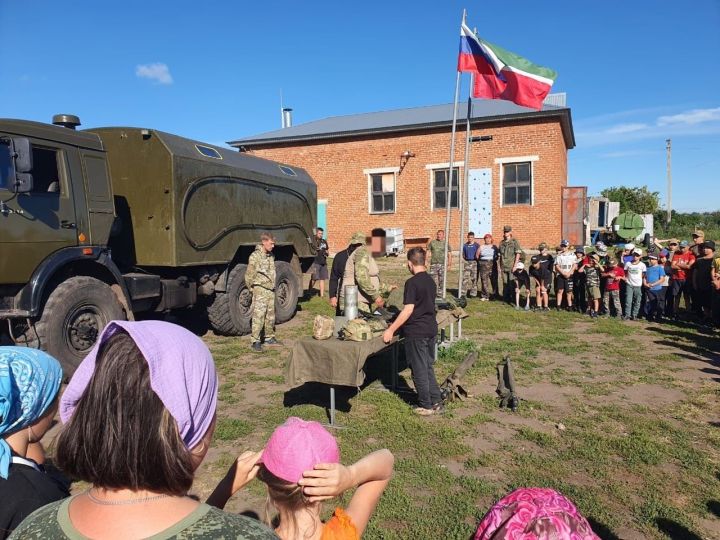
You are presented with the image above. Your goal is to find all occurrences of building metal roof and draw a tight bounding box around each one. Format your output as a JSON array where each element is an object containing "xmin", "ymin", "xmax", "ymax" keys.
[{"xmin": 229, "ymin": 98, "xmax": 575, "ymax": 150}]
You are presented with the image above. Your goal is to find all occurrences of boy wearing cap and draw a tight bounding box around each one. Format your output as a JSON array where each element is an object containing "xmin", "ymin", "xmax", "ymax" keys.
[
  {"xmin": 383, "ymin": 248, "xmax": 442, "ymax": 415},
  {"xmin": 529, "ymin": 250, "xmax": 552, "ymax": 311},
  {"xmin": 584, "ymin": 254, "xmax": 602, "ymax": 318},
  {"xmin": 461, "ymin": 232, "xmax": 480, "ymax": 298},
  {"xmin": 623, "ymin": 249, "xmax": 646, "ymax": 320},
  {"xmin": 512, "ymin": 262, "xmax": 531, "ymax": 311},
  {"xmin": 643, "ymin": 254, "xmax": 667, "ymax": 322},
  {"xmin": 478, "ymin": 234, "xmax": 498, "ymax": 301},
  {"xmin": 671, "ymin": 240, "xmax": 695, "ymax": 317},
  {"xmin": 601, "ymin": 258, "xmax": 624, "ymax": 317},
  {"xmin": 554, "ymin": 240, "xmax": 576, "ymax": 310}
]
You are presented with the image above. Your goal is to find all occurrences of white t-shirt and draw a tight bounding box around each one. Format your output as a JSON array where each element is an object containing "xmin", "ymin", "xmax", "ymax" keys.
[
  {"xmin": 555, "ymin": 252, "xmax": 576, "ymax": 274},
  {"xmin": 624, "ymin": 261, "xmax": 647, "ymax": 287}
]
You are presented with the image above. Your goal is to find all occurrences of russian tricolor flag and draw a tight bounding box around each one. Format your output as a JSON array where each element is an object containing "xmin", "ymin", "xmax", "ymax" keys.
[{"xmin": 458, "ymin": 23, "xmax": 557, "ymax": 110}]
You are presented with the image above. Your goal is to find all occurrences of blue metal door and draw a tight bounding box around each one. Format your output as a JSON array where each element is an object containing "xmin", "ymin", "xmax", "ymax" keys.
[{"xmin": 317, "ymin": 200, "xmax": 327, "ymax": 237}]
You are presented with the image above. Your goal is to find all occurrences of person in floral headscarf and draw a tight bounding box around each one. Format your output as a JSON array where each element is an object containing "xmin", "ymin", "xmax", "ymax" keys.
[{"xmin": 474, "ymin": 487, "xmax": 599, "ymax": 540}]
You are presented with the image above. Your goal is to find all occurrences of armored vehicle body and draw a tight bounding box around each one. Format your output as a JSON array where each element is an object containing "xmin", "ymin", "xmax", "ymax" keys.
[{"xmin": 0, "ymin": 115, "xmax": 317, "ymax": 375}]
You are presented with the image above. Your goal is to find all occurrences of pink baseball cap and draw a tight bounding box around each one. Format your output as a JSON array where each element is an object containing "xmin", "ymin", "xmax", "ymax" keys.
[{"xmin": 260, "ymin": 417, "xmax": 340, "ymax": 483}]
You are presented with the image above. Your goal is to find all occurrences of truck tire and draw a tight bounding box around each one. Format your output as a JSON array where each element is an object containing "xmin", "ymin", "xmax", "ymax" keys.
[
  {"xmin": 33, "ymin": 276, "xmax": 125, "ymax": 378},
  {"xmin": 275, "ymin": 261, "xmax": 300, "ymax": 324},
  {"xmin": 207, "ymin": 264, "xmax": 252, "ymax": 336}
]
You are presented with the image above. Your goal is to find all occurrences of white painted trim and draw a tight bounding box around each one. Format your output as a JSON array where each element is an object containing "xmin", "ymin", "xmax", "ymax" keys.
[
  {"xmin": 425, "ymin": 161, "xmax": 465, "ymax": 170},
  {"xmin": 494, "ymin": 155, "xmax": 539, "ymax": 165},
  {"xmin": 498, "ymin": 159, "xmax": 537, "ymax": 208},
  {"xmin": 363, "ymin": 166, "xmax": 400, "ymax": 175},
  {"xmin": 317, "ymin": 199, "xmax": 328, "ymax": 204}
]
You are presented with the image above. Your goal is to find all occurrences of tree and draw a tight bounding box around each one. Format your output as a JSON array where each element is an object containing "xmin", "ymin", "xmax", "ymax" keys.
[{"xmin": 600, "ymin": 186, "xmax": 660, "ymax": 215}]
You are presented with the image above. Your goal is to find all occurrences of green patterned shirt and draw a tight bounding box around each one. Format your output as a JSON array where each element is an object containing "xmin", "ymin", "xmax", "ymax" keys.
[{"xmin": 10, "ymin": 498, "xmax": 278, "ymax": 540}]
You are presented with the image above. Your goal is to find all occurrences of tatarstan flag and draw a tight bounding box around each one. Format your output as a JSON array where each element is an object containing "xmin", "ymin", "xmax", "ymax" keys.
[{"xmin": 457, "ymin": 22, "xmax": 557, "ymax": 110}]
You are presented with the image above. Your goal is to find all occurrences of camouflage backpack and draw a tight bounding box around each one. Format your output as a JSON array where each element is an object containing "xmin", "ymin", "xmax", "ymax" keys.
[
  {"xmin": 312, "ymin": 315, "xmax": 335, "ymax": 340},
  {"xmin": 340, "ymin": 318, "xmax": 374, "ymax": 341}
]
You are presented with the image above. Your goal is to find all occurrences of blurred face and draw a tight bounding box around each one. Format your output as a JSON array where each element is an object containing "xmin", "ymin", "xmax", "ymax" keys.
[
  {"xmin": 467, "ymin": 234, "xmax": 475, "ymax": 243},
  {"xmin": 704, "ymin": 247, "xmax": 714, "ymax": 257},
  {"xmin": 261, "ymin": 238, "xmax": 275, "ymax": 253},
  {"xmin": 668, "ymin": 242, "xmax": 678, "ymax": 251},
  {"xmin": 436, "ymin": 230, "xmax": 444, "ymax": 241},
  {"xmin": 680, "ymin": 245, "xmax": 687, "ymax": 252},
  {"xmin": 503, "ymin": 230, "xmax": 511, "ymax": 240},
  {"xmin": 316, "ymin": 229, "xmax": 324, "ymax": 239},
  {"xmin": 632, "ymin": 253, "xmax": 641, "ymax": 261},
  {"xmin": 484, "ymin": 236, "xmax": 492, "ymax": 245},
  {"xmin": 649, "ymin": 258, "xmax": 657, "ymax": 265},
  {"xmin": 693, "ymin": 235, "xmax": 703, "ymax": 244}
]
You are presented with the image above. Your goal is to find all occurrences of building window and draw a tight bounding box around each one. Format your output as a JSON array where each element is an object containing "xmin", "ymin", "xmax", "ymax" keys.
[
  {"xmin": 369, "ymin": 172, "xmax": 395, "ymax": 214},
  {"xmin": 502, "ymin": 162, "xmax": 532, "ymax": 205},
  {"xmin": 432, "ymin": 168, "xmax": 459, "ymax": 210}
]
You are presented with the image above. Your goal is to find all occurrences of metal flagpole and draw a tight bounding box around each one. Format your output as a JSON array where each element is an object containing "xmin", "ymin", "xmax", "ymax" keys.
[
  {"xmin": 457, "ymin": 73, "xmax": 474, "ymax": 340},
  {"xmin": 442, "ymin": 9, "xmax": 466, "ymax": 300}
]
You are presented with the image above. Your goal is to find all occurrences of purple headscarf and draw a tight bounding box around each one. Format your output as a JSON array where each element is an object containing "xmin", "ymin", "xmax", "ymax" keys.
[{"xmin": 60, "ymin": 320, "xmax": 218, "ymax": 450}]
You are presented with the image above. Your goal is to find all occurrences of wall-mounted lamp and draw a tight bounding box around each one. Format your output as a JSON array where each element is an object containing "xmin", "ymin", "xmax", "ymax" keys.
[{"xmin": 399, "ymin": 150, "xmax": 416, "ymax": 173}]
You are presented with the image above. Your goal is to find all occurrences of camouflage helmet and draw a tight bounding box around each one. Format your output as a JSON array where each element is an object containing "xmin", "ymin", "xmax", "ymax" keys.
[{"xmin": 350, "ymin": 231, "xmax": 366, "ymax": 245}]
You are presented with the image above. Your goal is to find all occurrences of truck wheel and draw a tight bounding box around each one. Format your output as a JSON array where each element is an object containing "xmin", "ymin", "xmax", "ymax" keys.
[
  {"xmin": 207, "ymin": 264, "xmax": 252, "ymax": 336},
  {"xmin": 275, "ymin": 261, "xmax": 300, "ymax": 324},
  {"xmin": 33, "ymin": 276, "xmax": 125, "ymax": 378}
]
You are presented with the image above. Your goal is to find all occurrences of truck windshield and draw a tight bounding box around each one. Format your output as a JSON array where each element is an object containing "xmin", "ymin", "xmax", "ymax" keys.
[{"xmin": 0, "ymin": 141, "xmax": 12, "ymax": 190}]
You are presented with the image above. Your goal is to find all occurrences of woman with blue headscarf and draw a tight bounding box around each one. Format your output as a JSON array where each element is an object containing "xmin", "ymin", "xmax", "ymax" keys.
[{"xmin": 0, "ymin": 347, "xmax": 67, "ymax": 539}]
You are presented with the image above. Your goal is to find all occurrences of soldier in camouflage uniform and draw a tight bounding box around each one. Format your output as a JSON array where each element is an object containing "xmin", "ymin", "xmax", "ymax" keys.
[
  {"xmin": 340, "ymin": 231, "xmax": 395, "ymax": 313},
  {"xmin": 498, "ymin": 225, "xmax": 522, "ymax": 304},
  {"xmin": 427, "ymin": 229, "xmax": 452, "ymax": 298},
  {"xmin": 246, "ymin": 232, "xmax": 279, "ymax": 352}
]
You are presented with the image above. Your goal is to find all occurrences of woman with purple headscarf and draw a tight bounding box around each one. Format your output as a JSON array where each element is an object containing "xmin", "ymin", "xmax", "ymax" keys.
[{"xmin": 11, "ymin": 321, "xmax": 277, "ymax": 539}]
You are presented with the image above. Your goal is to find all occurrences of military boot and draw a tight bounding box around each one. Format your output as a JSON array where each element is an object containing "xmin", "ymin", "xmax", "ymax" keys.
[{"xmin": 251, "ymin": 341, "xmax": 263, "ymax": 353}]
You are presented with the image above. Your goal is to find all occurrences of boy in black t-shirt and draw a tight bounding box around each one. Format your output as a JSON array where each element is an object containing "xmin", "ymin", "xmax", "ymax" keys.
[
  {"xmin": 512, "ymin": 262, "xmax": 531, "ymax": 311},
  {"xmin": 384, "ymin": 247, "xmax": 442, "ymax": 416}
]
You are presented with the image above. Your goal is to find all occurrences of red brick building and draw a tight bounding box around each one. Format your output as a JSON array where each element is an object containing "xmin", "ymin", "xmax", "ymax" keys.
[{"xmin": 229, "ymin": 98, "xmax": 575, "ymax": 253}]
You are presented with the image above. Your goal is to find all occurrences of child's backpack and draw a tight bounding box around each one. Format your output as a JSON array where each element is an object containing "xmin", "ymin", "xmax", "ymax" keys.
[{"xmin": 312, "ymin": 315, "xmax": 335, "ymax": 340}]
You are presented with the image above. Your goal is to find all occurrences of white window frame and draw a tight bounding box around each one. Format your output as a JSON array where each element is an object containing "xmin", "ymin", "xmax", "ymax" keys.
[
  {"xmin": 364, "ymin": 166, "xmax": 399, "ymax": 214},
  {"xmin": 426, "ymin": 161, "xmax": 464, "ymax": 211},
  {"xmin": 495, "ymin": 156, "xmax": 539, "ymax": 207}
]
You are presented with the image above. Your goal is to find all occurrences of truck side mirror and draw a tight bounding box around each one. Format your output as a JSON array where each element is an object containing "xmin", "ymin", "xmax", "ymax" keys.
[
  {"xmin": 12, "ymin": 137, "xmax": 33, "ymax": 173},
  {"xmin": 11, "ymin": 138, "xmax": 33, "ymax": 193}
]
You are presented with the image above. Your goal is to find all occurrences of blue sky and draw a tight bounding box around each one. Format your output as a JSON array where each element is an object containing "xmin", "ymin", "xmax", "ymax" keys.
[{"xmin": 1, "ymin": 0, "xmax": 718, "ymax": 212}]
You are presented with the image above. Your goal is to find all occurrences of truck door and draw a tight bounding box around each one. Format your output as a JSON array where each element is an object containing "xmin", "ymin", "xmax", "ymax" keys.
[{"xmin": 0, "ymin": 143, "xmax": 78, "ymax": 283}]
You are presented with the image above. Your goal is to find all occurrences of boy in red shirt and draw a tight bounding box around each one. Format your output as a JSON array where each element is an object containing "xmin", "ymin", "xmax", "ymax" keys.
[
  {"xmin": 671, "ymin": 240, "xmax": 696, "ymax": 317},
  {"xmin": 601, "ymin": 257, "xmax": 624, "ymax": 318}
]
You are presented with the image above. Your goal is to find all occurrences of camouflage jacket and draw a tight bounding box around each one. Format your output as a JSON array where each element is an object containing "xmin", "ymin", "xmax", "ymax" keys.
[
  {"xmin": 246, "ymin": 245, "xmax": 276, "ymax": 290},
  {"xmin": 342, "ymin": 246, "xmax": 391, "ymax": 303},
  {"xmin": 499, "ymin": 238, "xmax": 522, "ymax": 270}
]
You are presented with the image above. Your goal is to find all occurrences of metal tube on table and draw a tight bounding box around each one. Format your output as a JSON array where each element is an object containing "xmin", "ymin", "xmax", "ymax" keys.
[{"xmin": 344, "ymin": 284, "xmax": 358, "ymax": 320}]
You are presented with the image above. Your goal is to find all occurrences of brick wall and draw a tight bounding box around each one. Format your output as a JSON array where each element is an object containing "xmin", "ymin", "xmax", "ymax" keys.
[{"xmin": 248, "ymin": 117, "xmax": 568, "ymax": 254}]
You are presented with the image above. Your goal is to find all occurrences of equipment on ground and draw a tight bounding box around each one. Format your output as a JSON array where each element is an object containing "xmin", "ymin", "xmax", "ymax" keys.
[
  {"xmin": 440, "ymin": 351, "xmax": 477, "ymax": 403},
  {"xmin": 496, "ymin": 355, "xmax": 519, "ymax": 411},
  {"xmin": 0, "ymin": 115, "xmax": 317, "ymax": 376}
]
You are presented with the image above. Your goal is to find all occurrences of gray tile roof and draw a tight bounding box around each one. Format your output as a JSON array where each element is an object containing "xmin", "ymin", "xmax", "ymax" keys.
[{"xmin": 229, "ymin": 99, "xmax": 575, "ymax": 149}]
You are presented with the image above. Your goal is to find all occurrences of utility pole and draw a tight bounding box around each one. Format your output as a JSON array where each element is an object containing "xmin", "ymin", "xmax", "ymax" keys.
[{"xmin": 666, "ymin": 138, "xmax": 672, "ymax": 224}]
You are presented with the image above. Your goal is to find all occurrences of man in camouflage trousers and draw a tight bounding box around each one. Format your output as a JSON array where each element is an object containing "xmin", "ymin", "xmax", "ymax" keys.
[
  {"xmin": 427, "ymin": 229, "xmax": 452, "ymax": 297},
  {"xmin": 498, "ymin": 225, "xmax": 522, "ymax": 304},
  {"xmin": 461, "ymin": 232, "xmax": 480, "ymax": 297},
  {"xmin": 246, "ymin": 232, "xmax": 280, "ymax": 352},
  {"xmin": 340, "ymin": 231, "xmax": 395, "ymax": 314}
]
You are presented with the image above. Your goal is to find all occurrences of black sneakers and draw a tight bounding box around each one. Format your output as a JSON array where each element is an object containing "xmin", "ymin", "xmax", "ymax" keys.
[{"xmin": 251, "ymin": 341, "xmax": 263, "ymax": 353}]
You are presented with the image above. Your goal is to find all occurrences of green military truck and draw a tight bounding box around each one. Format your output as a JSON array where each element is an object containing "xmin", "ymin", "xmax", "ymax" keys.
[{"xmin": 0, "ymin": 115, "xmax": 317, "ymax": 376}]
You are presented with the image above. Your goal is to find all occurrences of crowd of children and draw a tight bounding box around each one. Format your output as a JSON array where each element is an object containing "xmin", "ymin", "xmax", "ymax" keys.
[{"xmin": 463, "ymin": 230, "xmax": 720, "ymax": 326}]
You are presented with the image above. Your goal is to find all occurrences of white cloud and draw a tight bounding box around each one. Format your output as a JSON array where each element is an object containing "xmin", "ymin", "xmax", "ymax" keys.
[
  {"xmin": 604, "ymin": 123, "xmax": 649, "ymax": 135},
  {"xmin": 657, "ymin": 107, "xmax": 720, "ymax": 126},
  {"xmin": 135, "ymin": 63, "xmax": 173, "ymax": 85}
]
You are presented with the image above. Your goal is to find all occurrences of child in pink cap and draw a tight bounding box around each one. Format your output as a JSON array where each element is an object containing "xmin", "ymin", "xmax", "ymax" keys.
[{"xmin": 256, "ymin": 417, "xmax": 394, "ymax": 539}]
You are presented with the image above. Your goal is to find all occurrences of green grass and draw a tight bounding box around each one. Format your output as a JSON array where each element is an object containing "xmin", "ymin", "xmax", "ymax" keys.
[{"xmin": 200, "ymin": 256, "xmax": 719, "ymax": 540}]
